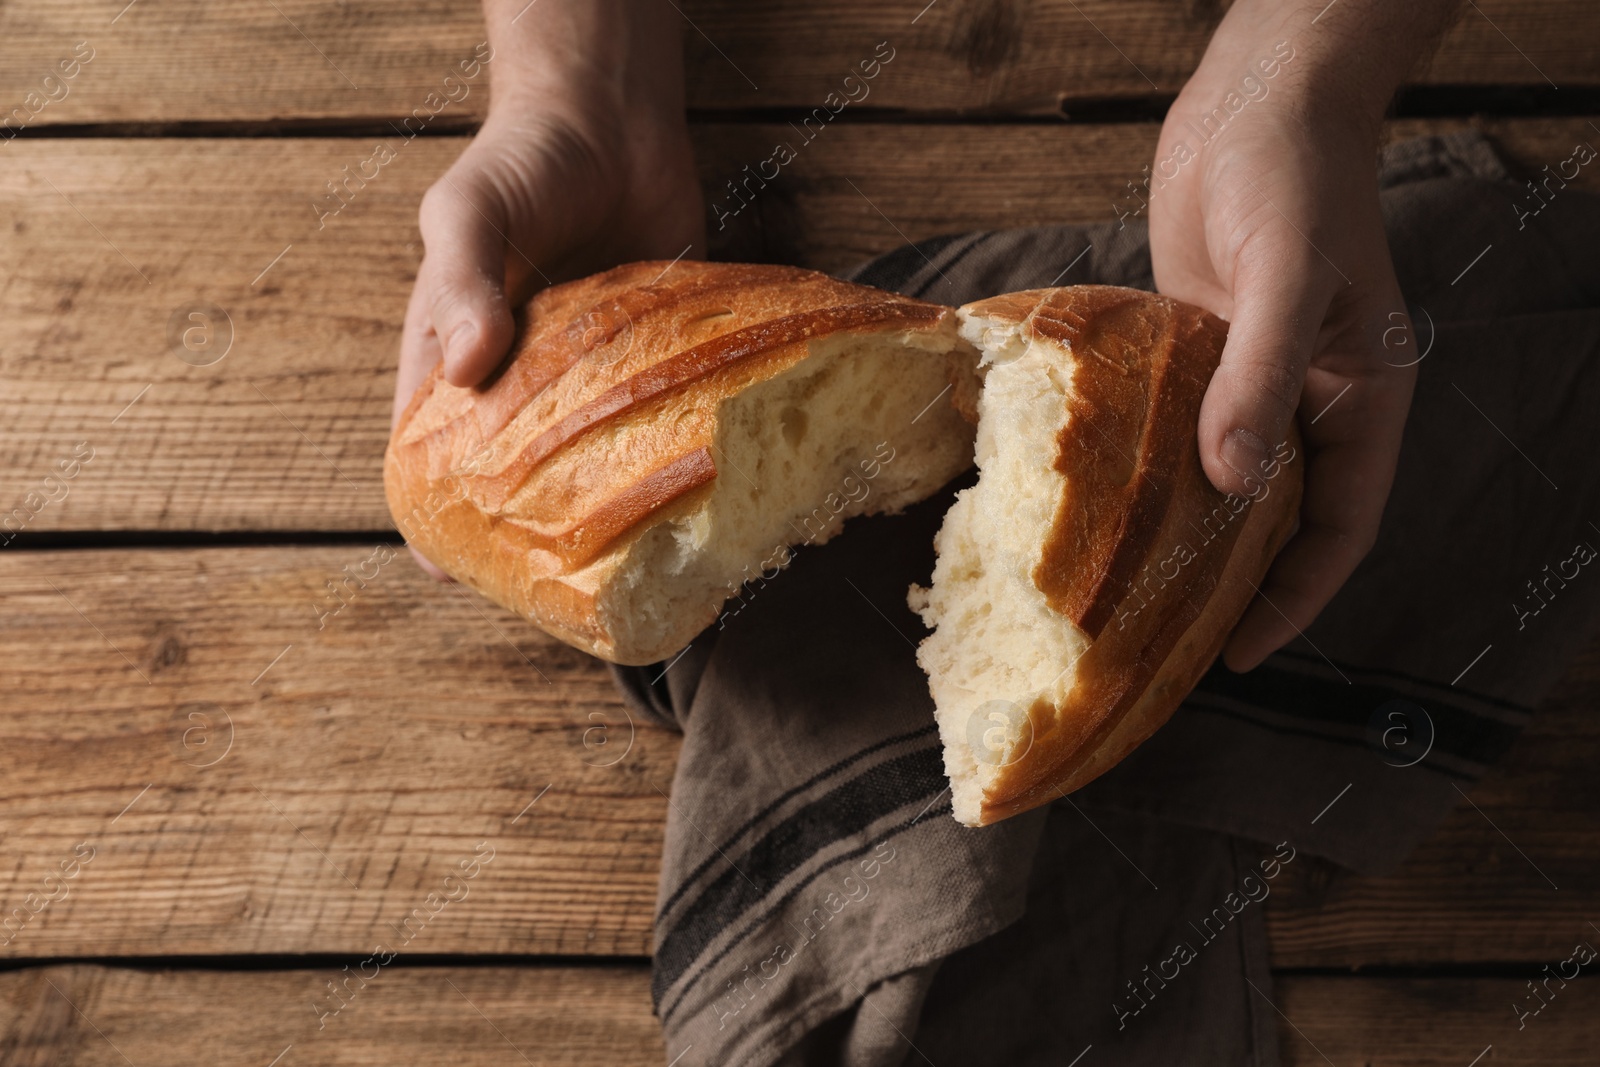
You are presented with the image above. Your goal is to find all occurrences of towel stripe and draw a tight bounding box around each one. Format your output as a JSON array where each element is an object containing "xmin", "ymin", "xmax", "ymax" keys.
[
  {"xmin": 659, "ymin": 797, "xmax": 955, "ymax": 1025},
  {"xmin": 1189, "ymin": 655, "xmax": 1528, "ymax": 770},
  {"xmin": 656, "ymin": 723, "xmax": 938, "ymax": 926},
  {"xmin": 652, "ymin": 743, "xmax": 947, "ymax": 1009}
]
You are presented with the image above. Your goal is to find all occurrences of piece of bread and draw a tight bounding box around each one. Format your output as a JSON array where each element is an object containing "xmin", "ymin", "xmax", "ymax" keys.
[
  {"xmin": 909, "ymin": 285, "xmax": 1302, "ymax": 826},
  {"xmin": 385, "ymin": 260, "xmax": 978, "ymax": 665}
]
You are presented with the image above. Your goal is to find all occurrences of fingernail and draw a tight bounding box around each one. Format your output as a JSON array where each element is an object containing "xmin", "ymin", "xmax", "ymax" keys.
[
  {"xmin": 446, "ymin": 321, "xmax": 478, "ymax": 365},
  {"xmin": 1221, "ymin": 428, "xmax": 1270, "ymax": 490}
]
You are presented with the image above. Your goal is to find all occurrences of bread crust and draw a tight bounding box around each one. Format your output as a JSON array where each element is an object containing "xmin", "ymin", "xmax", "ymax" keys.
[
  {"xmin": 385, "ymin": 260, "xmax": 965, "ymax": 663},
  {"xmin": 955, "ymin": 286, "xmax": 1302, "ymax": 825}
]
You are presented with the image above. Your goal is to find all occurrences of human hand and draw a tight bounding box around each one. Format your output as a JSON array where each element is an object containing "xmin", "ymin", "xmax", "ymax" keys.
[
  {"xmin": 1148, "ymin": 0, "xmax": 1458, "ymax": 670},
  {"xmin": 394, "ymin": 0, "xmax": 704, "ymax": 577}
]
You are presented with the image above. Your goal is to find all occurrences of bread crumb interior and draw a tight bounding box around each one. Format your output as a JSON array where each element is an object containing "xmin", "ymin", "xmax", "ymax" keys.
[
  {"xmin": 602, "ymin": 328, "xmax": 974, "ymax": 663},
  {"xmin": 907, "ymin": 311, "xmax": 1091, "ymax": 825}
]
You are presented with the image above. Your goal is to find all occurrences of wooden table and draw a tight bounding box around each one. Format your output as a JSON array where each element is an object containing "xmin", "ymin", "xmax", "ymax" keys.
[{"xmin": 1, "ymin": 2, "xmax": 1596, "ymax": 1063}]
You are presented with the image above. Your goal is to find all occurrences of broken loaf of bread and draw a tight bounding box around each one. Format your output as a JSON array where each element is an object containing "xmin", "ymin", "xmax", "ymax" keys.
[
  {"xmin": 385, "ymin": 260, "xmax": 977, "ymax": 664},
  {"xmin": 384, "ymin": 264, "xmax": 1301, "ymax": 826},
  {"xmin": 908, "ymin": 286, "xmax": 1301, "ymax": 825}
]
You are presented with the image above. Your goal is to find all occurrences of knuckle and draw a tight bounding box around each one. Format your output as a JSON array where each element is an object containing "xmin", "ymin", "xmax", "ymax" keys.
[
  {"xmin": 429, "ymin": 287, "xmax": 472, "ymax": 324},
  {"xmin": 1224, "ymin": 358, "xmax": 1303, "ymax": 422},
  {"xmin": 431, "ymin": 265, "xmax": 494, "ymax": 311},
  {"xmin": 417, "ymin": 184, "xmax": 455, "ymax": 242}
]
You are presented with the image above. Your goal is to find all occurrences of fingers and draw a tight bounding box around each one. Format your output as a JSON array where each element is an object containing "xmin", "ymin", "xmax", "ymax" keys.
[
  {"xmin": 1222, "ymin": 423, "xmax": 1399, "ymax": 671},
  {"xmin": 1222, "ymin": 296, "xmax": 1417, "ymax": 671},
  {"xmin": 1197, "ymin": 233, "xmax": 1334, "ymax": 498},
  {"xmin": 1201, "ymin": 202, "xmax": 1415, "ymax": 669},
  {"xmin": 393, "ymin": 257, "xmax": 444, "ymax": 431},
  {"xmin": 392, "ymin": 261, "xmax": 457, "ymax": 584},
  {"xmin": 417, "ymin": 167, "xmax": 518, "ymax": 388}
]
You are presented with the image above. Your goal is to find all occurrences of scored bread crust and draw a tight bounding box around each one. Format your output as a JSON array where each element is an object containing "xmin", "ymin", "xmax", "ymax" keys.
[
  {"xmin": 385, "ymin": 260, "xmax": 974, "ymax": 664},
  {"xmin": 943, "ymin": 285, "xmax": 1302, "ymax": 825}
]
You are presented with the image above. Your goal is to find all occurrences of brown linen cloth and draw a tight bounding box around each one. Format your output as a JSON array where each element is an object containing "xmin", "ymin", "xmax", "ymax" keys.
[{"xmin": 611, "ymin": 131, "xmax": 1600, "ymax": 1066}]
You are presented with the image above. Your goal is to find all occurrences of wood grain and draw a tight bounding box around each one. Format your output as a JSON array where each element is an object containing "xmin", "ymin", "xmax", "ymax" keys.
[
  {"xmin": 0, "ymin": 131, "xmax": 421, "ymax": 533},
  {"xmin": 0, "ymin": 962, "xmax": 665, "ymax": 1066},
  {"xmin": 679, "ymin": 0, "xmax": 1600, "ymax": 111},
  {"xmin": 1279, "ymin": 975, "xmax": 1600, "ymax": 1066},
  {"xmin": 0, "ymin": 546, "xmax": 1596, "ymax": 962},
  {"xmin": 0, "ymin": 546, "xmax": 677, "ymax": 958},
  {"xmin": 0, "ymin": 964, "xmax": 1595, "ymax": 1066},
  {"xmin": 2, "ymin": 117, "xmax": 1595, "ymax": 533},
  {"xmin": 0, "ymin": 1, "xmax": 1592, "ymax": 127}
]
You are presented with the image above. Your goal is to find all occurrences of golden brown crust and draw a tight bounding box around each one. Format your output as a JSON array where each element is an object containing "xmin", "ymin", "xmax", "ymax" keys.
[
  {"xmin": 957, "ymin": 286, "xmax": 1302, "ymax": 825},
  {"xmin": 385, "ymin": 259, "xmax": 960, "ymax": 662}
]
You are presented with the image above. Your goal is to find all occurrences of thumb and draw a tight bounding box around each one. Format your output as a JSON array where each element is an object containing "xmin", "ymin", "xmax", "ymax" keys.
[
  {"xmin": 417, "ymin": 170, "xmax": 519, "ymax": 388},
  {"xmin": 1198, "ymin": 241, "xmax": 1333, "ymax": 496}
]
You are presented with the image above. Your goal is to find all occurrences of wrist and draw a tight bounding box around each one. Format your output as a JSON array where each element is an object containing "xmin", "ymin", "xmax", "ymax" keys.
[{"xmin": 482, "ymin": 0, "xmax": 684, "ymax": 123}]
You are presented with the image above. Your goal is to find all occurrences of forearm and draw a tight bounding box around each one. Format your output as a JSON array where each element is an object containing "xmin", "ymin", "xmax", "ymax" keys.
[
  {"xmin": 1182, "ymin": 0, "xmax": 1463, "ymax": 138},
  {"xmin": 479, "ymin": 0, "xmax": 686, "ymax": 118}
]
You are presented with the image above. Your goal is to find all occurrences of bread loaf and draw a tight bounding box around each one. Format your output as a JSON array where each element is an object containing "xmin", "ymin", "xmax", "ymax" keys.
[
  {"xmin": 386, "ymin": 265, "xmax": 1301, "ymax": 826},
  {"xmin": 384, "ymin": 260, "xmax": 978, "ymax": 665},
  {"xmin": 909, "ymin": 285, "xmax": 1302, "ymax": 825}
]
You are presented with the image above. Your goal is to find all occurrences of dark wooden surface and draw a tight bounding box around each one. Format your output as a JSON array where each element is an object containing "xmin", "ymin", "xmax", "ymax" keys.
[
  {"xmin": 0, "ymin": 2, "xmax": 1596, "ymax": 1063},
  {"xmin": 3, "ymin": 965, "xmax": 1599, "ymax": 1066}
]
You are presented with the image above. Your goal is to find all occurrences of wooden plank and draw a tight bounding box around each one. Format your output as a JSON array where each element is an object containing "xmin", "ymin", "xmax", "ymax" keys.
[
  {"xmin": 1279, "ymin": 975, "xmax": 1600, "ymax": 1066},
  {"xmin": 1, "ymin": 964, "xmax": 1596, "ymax": 1066},
  {"xmin": 1, "ymin": 545, "xmax": 1597, "ymax": 962},
  {"xmin": 2, "ymin": 117, "xmax": 1596, "ymax": 532},
  {"xmin": 0, "ymin": 1, "xmax": 1593, "ymax": 127},
  {"xmin": 0, "ymin": 547, "xmax": 676, "ymax": 958},
  {"xmin": 0, "ymin": 136, "xmax": 438, "ymax": 533},
  {"xmin": 708, "ymin": 116, "xmax": 1600, "ymax": 271},
  {"xmin": 0, "ymin": 962, "xmax": 664, "ymax": 1066},
  {"xmin": 0, "ymin": 0, "xmax": 493, "ymax": 128},
  {"xmin": 680, "ymin": 0, "xmax": 1600, "ymax": 112}
]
